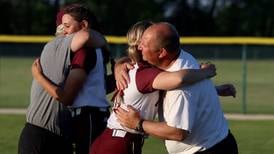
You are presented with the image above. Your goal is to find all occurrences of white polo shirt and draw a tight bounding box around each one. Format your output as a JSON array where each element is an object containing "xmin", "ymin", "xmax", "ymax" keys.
[{"xmin": 162, "ymin": 49, "xmax": 228, "ymax": 154}]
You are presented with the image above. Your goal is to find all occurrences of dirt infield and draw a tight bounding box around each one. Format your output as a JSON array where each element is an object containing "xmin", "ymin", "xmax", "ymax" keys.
[{"xmin": 1, "ymin": 108, "xmax": 274, "ymax": 120}]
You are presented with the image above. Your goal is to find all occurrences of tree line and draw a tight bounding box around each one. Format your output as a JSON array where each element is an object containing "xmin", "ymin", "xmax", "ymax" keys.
[{"xmin": 1, "ymin": 0, "xmax": 273, "ymax": 36}]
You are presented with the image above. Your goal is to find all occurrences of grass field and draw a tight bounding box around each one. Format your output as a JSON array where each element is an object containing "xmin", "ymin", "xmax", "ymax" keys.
[
  {"xmin": 1, "ymin": 115, "xmax": 273, "ymax": 154},
  {"xmin": 212, "ymin": 60, "xmax": 274, "ymax": 114},
  {"xmin": 0, "ymin": 57, "xmax": 34, "ymax": 108},
  {"xmin": 0, "ymin": 57, "xmax": 274, "ymax": 153},
  {"xmin": 1, "ymin": 57, "xmax": 274, "ymax": 114}
]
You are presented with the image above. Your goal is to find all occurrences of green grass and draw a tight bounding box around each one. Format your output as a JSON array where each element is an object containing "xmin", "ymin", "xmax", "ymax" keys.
[
  {"xmin": 1, "ymin": 57, "xmax": 273, "ymax": 153},
  {"xmin": 1, "ymin": 57, "xmax": 274, "ymax": 114},
  {"xmin": 0, "ymin": 115, "xmax": 25, "ymax": 154},
  {"xmin": 0, "ymin": 57, "xmax": 35, "ymax": 108},
  {"xmin": 142, "ymin": 137, "xmax": 167, "ymax": 154},
  {"xmin": 1, "ymin": 115, "xmax": 273, "ymax": 154},
  {"xmin": 207, "ymin": 60, "xmax": 274, "ymax": 114},
  {"xmin": 230, "ymin": 120, "xmax": 274, "ymax": 154}
]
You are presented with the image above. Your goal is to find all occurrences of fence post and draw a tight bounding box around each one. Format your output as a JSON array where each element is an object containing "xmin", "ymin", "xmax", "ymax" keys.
[{"xmin": 242, "ymin": 45, "xmax": 247, "ymax": 114}]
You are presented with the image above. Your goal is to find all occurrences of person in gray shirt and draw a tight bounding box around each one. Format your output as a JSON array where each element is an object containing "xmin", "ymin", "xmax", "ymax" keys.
[{"xmin": 18, "ymin": 16, "xmax": 106, "ymax": 154}]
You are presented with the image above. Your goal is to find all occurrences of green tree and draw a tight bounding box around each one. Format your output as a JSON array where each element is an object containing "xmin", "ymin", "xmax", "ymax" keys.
[
  {"xmin": 0, "ymin": 0, "xmax": 57, "ymax": 35},
  {"xmin": 215, "ymin": 0, "xmax": 274, "ymax": 36},
  {"xmin": 0, "ymin": 1, "xmax": 13, "ymax": 34}
]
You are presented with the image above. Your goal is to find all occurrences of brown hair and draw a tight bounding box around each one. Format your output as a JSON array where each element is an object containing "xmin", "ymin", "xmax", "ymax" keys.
[{"xmin": 62, "ymin": 3, "xmax": 101, "ymax": 32}]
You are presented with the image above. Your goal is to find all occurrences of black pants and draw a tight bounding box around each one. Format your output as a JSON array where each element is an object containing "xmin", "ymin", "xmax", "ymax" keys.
[
  {"xmin": 196, "ymin": 131, "xmax": 238, "ymax": 154},
  {"xmin": 71, "ymin": 106, "xmax": 110, "ymax": 154},
  {"xmin": 18, "ymin": 123, "xmax": 73, "ymax": 154}
]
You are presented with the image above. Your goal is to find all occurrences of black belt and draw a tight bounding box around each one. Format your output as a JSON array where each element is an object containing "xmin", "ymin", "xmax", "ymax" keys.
[{"xmin": 70, "ymin": 106, "xmax": 109, "ymax": 117}]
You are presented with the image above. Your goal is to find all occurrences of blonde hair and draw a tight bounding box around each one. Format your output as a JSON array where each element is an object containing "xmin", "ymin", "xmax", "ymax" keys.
[
  {"xmin": 55, "ymin": 24, "xmax": 64, "ymax": 36},
  {"xmin": 127, "ymin": 21, "xmax": 153, "ymax": 62}
]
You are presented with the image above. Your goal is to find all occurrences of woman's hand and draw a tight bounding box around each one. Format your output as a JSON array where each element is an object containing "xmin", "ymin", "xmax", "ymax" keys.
[
  {"xmin": 114, "ymin": 58, "xmax": 135, "ymax": 90},
  {"xmin": 31, "ymin": 58, "xmax": 43, "ymax": 80},
  {"xmin": 216, "ymin": 84, "xmax": 236, "ymax": 98}
]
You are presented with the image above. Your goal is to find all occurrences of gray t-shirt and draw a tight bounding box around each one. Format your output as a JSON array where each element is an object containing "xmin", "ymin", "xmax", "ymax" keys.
[{"xmin": 26, "ymin": 34, "xmax": 74, "ymax": 137}]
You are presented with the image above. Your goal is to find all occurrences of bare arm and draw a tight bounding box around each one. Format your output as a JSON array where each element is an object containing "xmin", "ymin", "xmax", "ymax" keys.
[
  {"xmin": 115, "ymin": 60, "xmax": 216, "ymax": 90},
  {"xmin": 115, "ymin": 105, "xmax": 188, "ymax": 141},
  {"xmin": 32, "ymin": 59, "xmax": 60, "ymax": 100},
  {"xmin": 32, "ymin": 59, "xmax": 86, "ymax": 106},
  {"xmin": 71, "ymin": 29, "xmax": 107, "ymax": 52},
  {"xmin": 153, "ymin": 63, "xmax": 216, "ymax": 90},
  {"xmin": 142, "ymin": 121, "xmax": 187, "ymax": 141}
]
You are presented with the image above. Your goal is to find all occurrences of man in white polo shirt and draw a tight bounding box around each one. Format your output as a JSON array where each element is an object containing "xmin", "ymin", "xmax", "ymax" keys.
[{"xmin": 116, "ymin": 22, "xmax": 238, "ymax": 154}]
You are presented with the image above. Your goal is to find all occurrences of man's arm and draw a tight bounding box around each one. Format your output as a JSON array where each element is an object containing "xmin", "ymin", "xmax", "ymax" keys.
[
  {"xmin": 142, "ymin": 121, "xmax": 187, "ymax": 141},
  {"xmin": 115, "ymin": 105, "xmax": 188, "ymax": 141}
]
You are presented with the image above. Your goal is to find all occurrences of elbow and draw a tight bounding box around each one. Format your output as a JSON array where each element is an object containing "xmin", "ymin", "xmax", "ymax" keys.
[
  {"xmin": 55, "ymin": 96, "xmax": 61, "ymax": 102},
  {"xmin": 56, "ymin": 96, "xmax": 68, "ymax": 106},
  {"xmin": 55, "ymin": 93, "xmax": 73, "ymax": 106},
  {"xmin": 168, "ymin": 129, "xmax": 188, "ymax": 141},
  {"xmin": 53, "ymin": 90, "xmax": 62, "ymax": 102}
]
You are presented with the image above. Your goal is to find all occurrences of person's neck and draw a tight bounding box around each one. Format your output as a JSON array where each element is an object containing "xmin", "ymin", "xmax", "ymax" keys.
[{"xmin": 158, "ymin": 50, "xmax": 180, "ymax": 70}]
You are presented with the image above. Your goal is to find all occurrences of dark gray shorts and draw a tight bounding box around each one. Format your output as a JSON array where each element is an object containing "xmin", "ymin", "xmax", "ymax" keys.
[{"xmin": 18, "ymin": 123, "xmax": 73, "ymax": 154}]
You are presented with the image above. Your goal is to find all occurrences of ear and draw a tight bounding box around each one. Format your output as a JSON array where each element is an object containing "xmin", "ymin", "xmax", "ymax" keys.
[
  {"xmin": 81, "ymin": 20, "xmax": 89, "ymax": 29},
  {"xmin": 158, "ymin": 48, "xmax": 167, "ymax": 59}
]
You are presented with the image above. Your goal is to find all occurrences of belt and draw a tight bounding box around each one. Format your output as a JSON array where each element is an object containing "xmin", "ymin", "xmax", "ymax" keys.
[
  {"xmin": 106, "ymin": 128, "xmax": 145, "ymax": 154},
  {"xmin": 108, "ymin": 128, "xmax": 145, "ymax": 139},
  {"xmin": 112, "ymin": 129, "xmax": 127, "ymax": 137}
]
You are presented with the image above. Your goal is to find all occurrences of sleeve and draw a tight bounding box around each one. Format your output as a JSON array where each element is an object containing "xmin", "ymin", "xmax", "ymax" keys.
[
  {"xmin": 164, "ymin": 51, "xmax": 200, "ymax": 132},
  {"xmin": 136, "ymin": 66, "xmax": 162, "ymax": 93},
  {"xmin": 164, "ymin": 87, "xmax": 198, "ymax": 133},
  {"xmin": 71, "ymin": 48, "xmax": 97, "ymax": 74}
]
